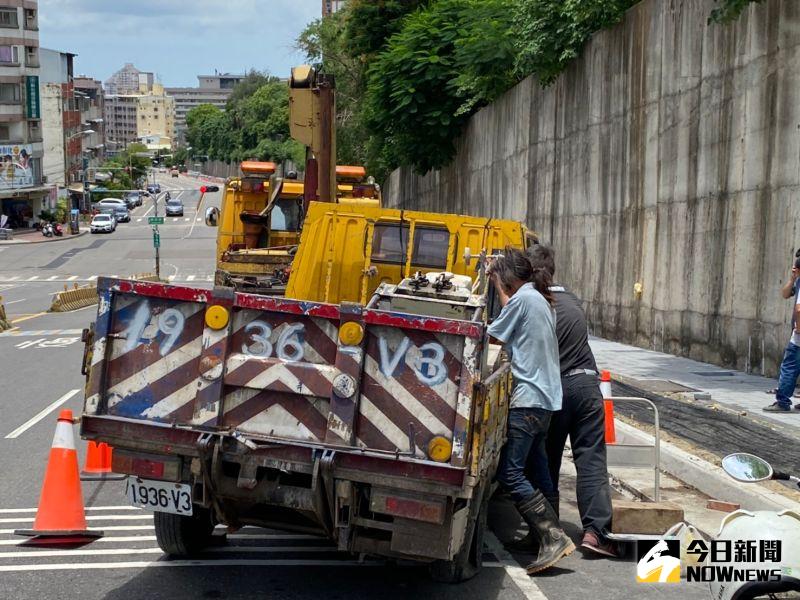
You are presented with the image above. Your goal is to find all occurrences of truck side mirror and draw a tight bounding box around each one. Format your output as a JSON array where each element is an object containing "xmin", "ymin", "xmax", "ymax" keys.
[{"xmin": 205, "ymin": 206, "xmax": 220, "ymax": 227}]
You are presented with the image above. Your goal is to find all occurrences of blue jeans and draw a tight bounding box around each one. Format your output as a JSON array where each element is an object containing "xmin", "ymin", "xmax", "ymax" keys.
[
  {"xmin": 776, "ymin": 342, "xmax": 800, "ymax": 409},
  {"xmin": 496, "ymin": 407, "xmax": 553, "ymax": 503}
]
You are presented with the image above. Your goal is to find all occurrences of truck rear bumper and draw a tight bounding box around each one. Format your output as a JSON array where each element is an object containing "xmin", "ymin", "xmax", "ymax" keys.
[{"xmin": 82, "ymin": 415, "xmax": 475, "ymax": 562}]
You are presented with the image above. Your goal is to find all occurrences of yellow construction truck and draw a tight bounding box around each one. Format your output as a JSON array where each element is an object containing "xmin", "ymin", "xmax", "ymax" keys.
[
  {"xmin": 79, "ymin": 63, "xmax": 537, "ymax": 582},
  {"xmin": 210, "ymin": 161, "xmax": 380, "ymax": 293}
]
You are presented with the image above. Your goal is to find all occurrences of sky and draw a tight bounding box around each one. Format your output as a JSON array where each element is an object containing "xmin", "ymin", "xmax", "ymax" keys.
[{"xmin": 39, "ymin": 0, "xmax": 321, "ymax": 87}]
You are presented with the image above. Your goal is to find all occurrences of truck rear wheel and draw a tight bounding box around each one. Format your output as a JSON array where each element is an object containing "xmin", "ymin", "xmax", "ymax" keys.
[
  {"xmin": 428, "ymin": 486, "xmax": 489, "ymax": 583},
  {"xmin": 154, "ymin": 507, "xmax": 215, "ymax": 557}
]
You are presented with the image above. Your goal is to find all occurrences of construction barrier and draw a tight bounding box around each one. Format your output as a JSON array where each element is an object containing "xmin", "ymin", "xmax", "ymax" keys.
[
  {"xmin": 0, "ymin": 294, "xmax": 9, "ymax": 330},
  {"xmin": 49, "ymin": 273, "xmax": 160, "ymax": 312}
]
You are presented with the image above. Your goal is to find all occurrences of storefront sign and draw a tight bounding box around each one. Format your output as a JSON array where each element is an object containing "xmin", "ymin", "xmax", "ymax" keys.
[
  {"xmin": 25, "ymin": 75, "xmax": 40, "ymax": 119},
  {"xmin": 0, "ymin": 144, "xmax": 34, "ymax": 190}
]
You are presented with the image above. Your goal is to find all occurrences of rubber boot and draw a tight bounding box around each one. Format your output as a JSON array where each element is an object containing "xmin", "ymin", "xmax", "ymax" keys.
[
  {"xmin": 506, "ymin": 492, "xmax": 559, "ymax": 552},
  {"xmin": 518, "ymin": 492, "xmax": 575, "ymax": 574}
]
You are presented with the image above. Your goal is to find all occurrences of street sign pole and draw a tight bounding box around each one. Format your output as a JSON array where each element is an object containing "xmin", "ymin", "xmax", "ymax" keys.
[{"xmin": 153, "ymin": 225, "xmax": 161, "ymax": 280}]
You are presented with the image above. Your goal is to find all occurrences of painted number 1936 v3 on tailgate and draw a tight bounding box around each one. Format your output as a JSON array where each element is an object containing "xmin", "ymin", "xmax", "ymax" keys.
[{"xmin": 80, "ymin": 269, "xmax": 512, "ymax": 582}]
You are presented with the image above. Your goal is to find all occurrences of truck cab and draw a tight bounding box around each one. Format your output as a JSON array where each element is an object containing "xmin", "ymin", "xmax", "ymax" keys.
[{"xmin": 211, "ymin": 162, "xmax": 381, "ymax": 294}]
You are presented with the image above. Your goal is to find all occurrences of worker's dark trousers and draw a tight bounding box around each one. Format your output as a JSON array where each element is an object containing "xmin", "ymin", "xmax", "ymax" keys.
[{"xmin": 541, "ymin": 373, "xmax": 613, "ymax": 536}]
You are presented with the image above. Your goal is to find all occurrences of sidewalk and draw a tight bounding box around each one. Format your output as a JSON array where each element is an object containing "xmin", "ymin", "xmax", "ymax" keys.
[
  {"xmin": 0, "ymin": 227, "xmax": 87, "ymax": 244},
  {"xmin": 589, "ymin": 336, "xmax": 800, "ymax": 437}
]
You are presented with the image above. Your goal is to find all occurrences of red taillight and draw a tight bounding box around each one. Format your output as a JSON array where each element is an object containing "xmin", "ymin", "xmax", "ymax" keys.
[
  {"xmin": 112, "ymin": 452, "xmax": 180, "ymax": 481},
  {"xmin": 376, "ymin": 494, "xmax": 445, "ymax": 524}
]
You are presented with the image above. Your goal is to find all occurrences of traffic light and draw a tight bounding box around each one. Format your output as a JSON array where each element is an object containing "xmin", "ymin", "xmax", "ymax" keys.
[{"xmin": 200, "ymin": 186, "xmax": 207, "ymax": 194}]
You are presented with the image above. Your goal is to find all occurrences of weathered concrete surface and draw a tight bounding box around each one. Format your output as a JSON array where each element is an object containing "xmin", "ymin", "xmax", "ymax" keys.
[{"xmin": 384, "ymin": 0, "xmax": 800, "ymax": 377}]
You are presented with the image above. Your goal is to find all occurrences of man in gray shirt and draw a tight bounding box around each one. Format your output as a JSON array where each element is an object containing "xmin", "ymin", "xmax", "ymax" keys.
[
  {"xmin": 488, "ymin": 247, "xmax": 575, "ymax": 574},
  {"xmin": 527, "ymin": 244, "xmax": 616, "ymax": 557}
]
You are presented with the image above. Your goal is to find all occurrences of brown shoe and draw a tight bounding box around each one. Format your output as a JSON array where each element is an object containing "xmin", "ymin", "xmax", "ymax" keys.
[{"xmin": 580, "ymin": 531, "xmax": 618, "ymax": 558}]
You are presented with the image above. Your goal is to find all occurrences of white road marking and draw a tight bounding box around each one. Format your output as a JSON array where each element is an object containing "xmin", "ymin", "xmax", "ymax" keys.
[
  {"xmin": 0, "ymin": 559, "xmax": 385, "ymax": 572},
  {"xmin": 172, "ymin": 218, "xmax": 178, "ymax": 222},
  {"xmin": 67, "ymin": 275, "xmax": 78, "ymax": 281},
  {"xmin": 167, "ymin": 275, "xmax": 176, "ymax": 281},
  {"xmin": 4, "ymin": 298, "xmax": 25, "ymax": 305},
  {"xmin": 142, "ymin": 205, "xmax": 154, "ymax": 217},
  {"xmin": 25, "ymin": 276, "xmax": 38, "ymax": 281},
  {"xmin": 0, "ymin": 546, "xmax": 340, "ymax": 559},
  {"xmin": 46, "ymin": 276, "xmax": 58, "ymax": 281},
  {"xmin": 4, "ymin": 389, "xmax": 81, "ymax": 439},
  {"xmin": 5, "ymin": 276, "xmax": 18, "ymax": 281},
  {"xmin": 196, "ymin": 217, "xmax": 202, "ymax": 222},
  {"xmin": 186, "ymin": 275, "xmax": 195, "ymax": 281},
  {"xmin": 184, "ymin": 217, "xmax": 189, "ymax": 221},
  {"xmin": 87, "ymin": 275, "xmax": 98, "ymax": 281},
  {"xmin": 0, "ymin": 506, "xmax": 140, "ymax": 514},
  {"xmin": 136, "ymin": 218, "xmax": 143, "ymax": 223},
  {"xmin": 485, "ymin": 532, "xmax": 549, "ymax": 600},
  {"xmin": 0, "ymin": 515, "xmax": 151, "ymax": 524}
]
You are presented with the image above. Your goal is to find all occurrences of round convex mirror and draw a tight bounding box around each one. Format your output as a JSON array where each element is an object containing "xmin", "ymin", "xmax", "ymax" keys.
[
  {"xmin": 721, "ymin": 453, "xmax": 773, "ymax": 483},
  {"xmin": 205, "ymin": 206, "xmax": 220, "ymax": 227}
]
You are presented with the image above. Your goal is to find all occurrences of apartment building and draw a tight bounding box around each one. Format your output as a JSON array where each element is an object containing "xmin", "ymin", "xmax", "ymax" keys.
[
  {"xmin": 105, "ymin": 83, "xmax": 174, "ymax": 152},
  {"xmin": 0, "ymin": 1, "xmax": 49, "ymax": 228},
  {"xmin": 165, "ymin": 73, "xmax": 243, "ymax": 146},
  {"xmin": 104, "ymin": 62, "xmax": 154, "ymax": 95}
]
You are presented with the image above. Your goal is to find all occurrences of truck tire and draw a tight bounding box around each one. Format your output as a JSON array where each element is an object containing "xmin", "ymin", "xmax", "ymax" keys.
[
  {"xmin": 428, "ymin": 486, "xmax": 489, "ymax": 583},
  {"xmin": 154, "ymin": 507, "xmax": 215, "ymax": 557}
]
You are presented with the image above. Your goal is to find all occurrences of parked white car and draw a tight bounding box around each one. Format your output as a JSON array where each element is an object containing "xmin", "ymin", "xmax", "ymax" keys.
[{"xmin": 90, "ymin": 213, "xmax": 115, "ymax": 234}]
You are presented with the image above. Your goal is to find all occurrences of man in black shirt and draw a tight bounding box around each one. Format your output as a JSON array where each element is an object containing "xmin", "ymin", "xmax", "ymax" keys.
[{"xmin": 526, "ymin": 244, "xmax": 616, "ymax": 557}]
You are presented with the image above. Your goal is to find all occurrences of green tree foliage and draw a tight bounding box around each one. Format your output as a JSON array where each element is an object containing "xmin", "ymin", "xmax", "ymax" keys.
[
  {"xmin": 185, "ymin": 74, "xmax": 304, "ymax": 167},
  {"xmin": 708, "ymin": 0, "xmax": 764, "ymax": 23},
  {"xmin": 344, "ymin": 0, "xmax": 430, "ymax": 57},
  {"xmin": 513, "ymin": 0, "xmax": 638, "ymax": 86},
  {"xmin": 364, "ymin": 0, "xmax": 518, "ymax": 174},
  {"xmin": 297, "ymin": 11, "xmax": 370, "ymax": 168},
  {"xmin": 98, "ymin": 142, "xmax": 152, "ymax": 192}
]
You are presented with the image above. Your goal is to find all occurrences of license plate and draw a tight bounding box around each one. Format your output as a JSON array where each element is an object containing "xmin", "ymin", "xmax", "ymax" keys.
[{"xmin": 125, "ymin": 477, "xmax": 193, "ymax": 516}]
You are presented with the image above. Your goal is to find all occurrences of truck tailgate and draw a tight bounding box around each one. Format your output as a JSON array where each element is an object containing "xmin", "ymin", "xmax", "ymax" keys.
[{"xmin": 85, "ymin": 278, "xmax": 483, "ymax": 468}]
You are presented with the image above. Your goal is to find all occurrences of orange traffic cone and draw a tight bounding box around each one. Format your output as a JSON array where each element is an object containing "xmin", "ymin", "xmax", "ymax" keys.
[
  {"xmin": 81, "ymin": 441, "xmax": 125, "ymax": 481},
  {"xmin": 15, "ymin": 410, "xmax": 103, "ymax": 540},
  {"xmin": 600, "ymin": 370, "xmax": 617, "ymax": 445}
]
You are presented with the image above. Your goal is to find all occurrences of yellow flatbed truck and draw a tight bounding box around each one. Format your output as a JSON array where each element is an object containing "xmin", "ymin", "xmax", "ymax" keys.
[{"xmin": 80, "ymin": 200, "xmax": 535, "ymax": 582}]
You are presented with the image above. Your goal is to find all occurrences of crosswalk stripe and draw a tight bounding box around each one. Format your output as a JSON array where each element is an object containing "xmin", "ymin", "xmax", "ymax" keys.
[
  {"xmin": 67, "ymin": 276, "xmax": 78, "ymax": 281},
  {"xmin": 26, "ymin": 276, "xmax": 38, "ymax": 281},
  {"xmin": 0, "ymin": 559, "xmax": 381, "ymax": 572},
  {"xmin": 46, "ymin": 276, "xmax": 58, "ymax": 281},
  {"xmin": 0, "ymin": 515, "xmax": 151, "ymax": 524},
  {"xmin": 0, "ymin": 546, "xmax": 340, "ymax": 559},
  {"xmin": 186, "ymin": 275, "xmax": 195, "ymax": 281},
  {"xmin": 0, "ymin": 506, "xmax": 139, "ymax": 514},
  {"xmin": 87, "ymin": 275, "xmax": 98, "ymax": 281}
]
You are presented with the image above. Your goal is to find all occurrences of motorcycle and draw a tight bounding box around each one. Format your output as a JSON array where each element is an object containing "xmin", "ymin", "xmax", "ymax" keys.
[
  {"xmin": 41, "ymin": 222, "xmax": 53, "ymax": 237},
  {"xmin": 53, "ymin": 223, "xmax": 63, "ymax": 237},
  {"xmin": 709, "ymin": 453, "xmax": 800, "ymax": 600}
]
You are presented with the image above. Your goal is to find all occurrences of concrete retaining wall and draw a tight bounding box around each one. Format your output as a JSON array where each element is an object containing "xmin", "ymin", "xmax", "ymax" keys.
[{"xmin": 383, "ymin": 0, "xmax": 800, "ymax": 377}]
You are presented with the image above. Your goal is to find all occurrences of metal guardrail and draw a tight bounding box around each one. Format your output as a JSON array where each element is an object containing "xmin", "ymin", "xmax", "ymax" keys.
[{"xmin": 605, "ymin": 396, "xmax": 661, "ymax": 502}]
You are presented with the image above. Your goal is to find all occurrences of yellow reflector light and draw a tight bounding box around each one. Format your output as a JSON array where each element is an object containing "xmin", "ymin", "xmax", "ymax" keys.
[
  {"xmin": 339, "ymin": 321, "xmax": 364, "ymax": 346},
  {"xmin": 427, "ymin": 436, "xmax": 452, "ymax": 463},
  {"xmin": 205, "ymin": 305, "xmax": 230, "ymax": 330}
]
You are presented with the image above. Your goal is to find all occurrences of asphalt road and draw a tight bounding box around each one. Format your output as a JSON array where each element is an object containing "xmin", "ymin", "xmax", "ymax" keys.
[{"xmin": 0, "ymin": 173, "xmax": 709, "ymax": 600}]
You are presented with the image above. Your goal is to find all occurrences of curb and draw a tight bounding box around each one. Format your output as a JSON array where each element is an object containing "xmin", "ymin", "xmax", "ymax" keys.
[
  {"xmin": 614, "ymin": 419, "xmax": 797, "ymax": 513},
  {"xmin": 0, "ymin": 229, "xmax": 88, "ymax": 245}
]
